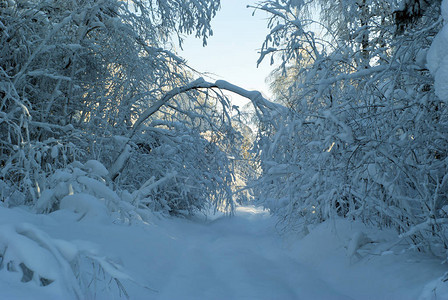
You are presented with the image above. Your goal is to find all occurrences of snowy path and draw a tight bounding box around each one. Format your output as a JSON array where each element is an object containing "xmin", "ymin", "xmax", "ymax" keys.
[
  {"xmin": 153, "ymin": 207, "xmax": 349, "ymax": 300},
  {"xmin": 0, "ymin": 205, "xmax": 445, "ymax": 299}
]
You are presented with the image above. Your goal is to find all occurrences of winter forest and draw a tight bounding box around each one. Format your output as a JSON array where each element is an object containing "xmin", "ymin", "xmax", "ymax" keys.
[{"xmin": 1, "ymin": 0, "xmax": 448, "ymax": 298}]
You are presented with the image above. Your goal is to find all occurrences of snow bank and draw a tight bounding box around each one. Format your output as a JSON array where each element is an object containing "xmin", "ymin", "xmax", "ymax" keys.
[
  {"xmin": 419, "ymin": 273, "xmax": 448, "ymax": 300},
  {"xmin": 60, "ymin": 193, "xmax": 109, "ymax": 221},
  {"xmin": 290, "ymin": 219, "xmax": 447, "ymax": 299},
  {"xmin": 0, "ymin": 206, "xmax": 139, "ymax": 299},
  {"xmin": 1, "ymin": 202, "xmax": 447, "ymax": 299}
]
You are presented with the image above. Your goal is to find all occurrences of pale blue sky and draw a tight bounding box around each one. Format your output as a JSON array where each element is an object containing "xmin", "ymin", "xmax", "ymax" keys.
[{"xmin": 179, "ymin": 0, "xmax": 276, "ymax": 107}]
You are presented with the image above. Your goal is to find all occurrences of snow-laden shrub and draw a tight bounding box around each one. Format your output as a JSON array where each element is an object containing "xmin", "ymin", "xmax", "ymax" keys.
[
  {"xmin": 35, "ymin": 160, "xmax": 114, "ymax": 213},
  {"xmin": 33, "ymin": 160, "xmax": 154, "ymax": 225},
  {"xmin": 0, "ymin": 0, "xmax": 223, "ymax": 213},
  {"xmin": 0, "ymin": 223, "xmax": 134, "ymax": 299},
  {"xmin": 253, "ymin": 0, "xmax": 448, "ymax": 257},
  {"xmin": 117, "ymin": 124, "xmax": 234, "ymax": 216},
  {"xmin": 0, "ymin": 180, "xmax": 26, "ymax": 207}
]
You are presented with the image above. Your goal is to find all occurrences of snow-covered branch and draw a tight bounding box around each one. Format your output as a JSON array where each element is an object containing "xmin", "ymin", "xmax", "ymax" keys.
[
  {"xmin": 110, "ymin": 77, "xmax": 286, "ymax": 181},
  {"xmin": 130, "ymin": 77, "xmax": 286, "ymax": 139}
]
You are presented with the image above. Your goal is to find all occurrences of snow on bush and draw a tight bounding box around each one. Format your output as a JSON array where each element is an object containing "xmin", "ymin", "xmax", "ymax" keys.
[
  {"xmin": 0, "ymin": 223, "xmax": 133, "ymax": 299},
  {"xmin": 118, "ymin": 125, "xmax": 234, "ymax": 217},
  {"xmin": 60, "ymin": 193, "xmax": 109, "ymax": 222},
  {"xmin": 0, "ymin": 0, "xmax": 228, "ymax": 217},
  {"xmin": 34, "ymin": 161, "xmax": 116, "ymax": 214},
  {"xmin": 34, "ymin": 160, "xmax": 152, "ymax": 225},
  {"xmin": 0, "ymin": 180, "xmax": 26, "ymax": 207},
  {"xmin": 252, "ymin": 0, "xmax": 448, "ymax": 259}
]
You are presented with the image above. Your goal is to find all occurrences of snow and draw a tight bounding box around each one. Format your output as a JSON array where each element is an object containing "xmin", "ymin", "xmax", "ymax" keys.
[
  {"xmin": 0, "ymin": 204, "xmax": 447, "ymax": 299},
  {"xmin": 59, "ymin": 193, "xmax": 109, "ymax": 222},
  {"xmin": 420, "ymin": 273, "xmax": 448, "ymax": 300},
  {"xmin": 0, "ymin": 224, "xmax": 60, "ymax": 280},
  {"xmin": 50, "ymin": 145, "xmax": 59, "ymax": 159},
  {"xmin": 84, "ymin": 160, "xmax": 109, "ymax": 177},
  {"xmin": 427, "ymin": 0, "xmax": 448, "ymax": 102},
  {"xmin": 346, "ymin": 231, "xmax": 371, "ymax": 258},
  {"xmin": 443, "ymin": 0, "xmax": 448, "ymax": 22},
  {"xmin": 76, "ymin": 176, "xmax": 120, "ymax": 204}
]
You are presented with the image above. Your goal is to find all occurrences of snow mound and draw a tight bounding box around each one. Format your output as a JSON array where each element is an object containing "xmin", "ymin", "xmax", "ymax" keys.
[
  {"xmin": 290, "ymin": 219, "xmax": 447, "ymax": 299},
  {"xmin": 60, "ymin": 193, "xmax": 108, "ymax": 221},
  {"xmin": 84, "ymin": 160, "xmax": 109, "ymax": 177},
  {"xmin": 419, "ymin": 273, "xmax": 448, "ymax": 300},
  {"xmin": 347, "ymin": 231, "xmax": 372, "ymax": 258},
  {"xmin": 0, "ymin": 207, "xmax": 138, "ymax": 299}
]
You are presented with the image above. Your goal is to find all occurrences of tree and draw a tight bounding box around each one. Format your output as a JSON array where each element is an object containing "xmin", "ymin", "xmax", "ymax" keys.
[
  {"xmin": 252, "ymin": 0, "xmax": 448, "ymax": 257},
  {"xmin": 0, "ymin": 0, "xmax": 234, "ymax": 215}
]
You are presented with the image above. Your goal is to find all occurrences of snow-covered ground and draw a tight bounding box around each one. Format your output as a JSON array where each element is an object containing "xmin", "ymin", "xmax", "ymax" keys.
[{"xmin": 0, "ymin": 204, "xmax": 447, "ymax": 299}]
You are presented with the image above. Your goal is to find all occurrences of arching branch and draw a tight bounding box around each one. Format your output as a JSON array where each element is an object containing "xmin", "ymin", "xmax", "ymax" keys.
[
  {"xmin": 130, "ymin": 77, "xmax": 285, "ymax": 139},
  {"xmin": 109, "ymin": 77, "xmax": 286, "ymax": 181}
]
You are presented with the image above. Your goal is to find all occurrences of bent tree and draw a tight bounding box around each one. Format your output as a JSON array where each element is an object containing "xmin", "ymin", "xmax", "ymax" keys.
[
  {"xmin": 109, "ymin": 77, "xmax": 285, "ymax": 214},
  {"xmin": 0, "ymin": 0, "xmax": 285, "ymax": 216}
]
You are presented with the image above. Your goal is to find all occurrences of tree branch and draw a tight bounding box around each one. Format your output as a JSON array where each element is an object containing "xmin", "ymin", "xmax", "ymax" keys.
[{"xmin": 110, "ymin": 77, "xmax": 286, "ymax": 181}]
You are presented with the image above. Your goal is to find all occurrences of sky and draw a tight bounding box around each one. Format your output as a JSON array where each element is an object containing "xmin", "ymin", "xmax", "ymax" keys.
[{"xmin": 178, "ymin": 0, "xmax": 276, "ymax": 108}]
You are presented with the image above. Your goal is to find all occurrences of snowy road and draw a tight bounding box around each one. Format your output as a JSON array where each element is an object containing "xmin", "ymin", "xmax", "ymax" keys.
[
  {"xmin": 0, "ymin": 205, "xmax": 445, "ymax": 299},
  {"xmin": 154, "ymin": 206, "xmax": 350, "ymax": 300}
]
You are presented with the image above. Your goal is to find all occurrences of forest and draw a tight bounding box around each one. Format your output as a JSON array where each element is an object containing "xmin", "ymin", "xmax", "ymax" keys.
[{"xmin": 1, "ymin": 0, "xmax": 448, "ymax": 298}]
